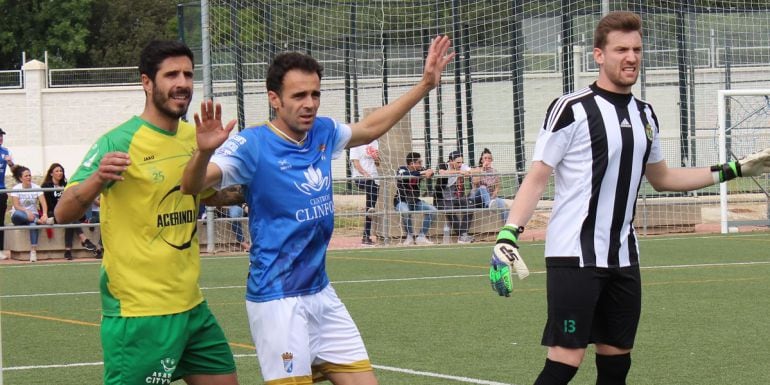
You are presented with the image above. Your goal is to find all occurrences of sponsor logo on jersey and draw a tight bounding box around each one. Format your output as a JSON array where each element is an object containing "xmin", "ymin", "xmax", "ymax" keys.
[
  {"xmin": 156, "ymin": 210, "xmax": 196, "ymax": 227},
  {"xmin": 294, "ymin": 165, "xmax": 330, "ymax": 196},
  {"xmin": 620, "ymin": 118, "xmax": 632, "ymax": 128},
  {"xmin": 82, "ymin": 145, "xmax": 99, "ymax": 168},
  {"xmin": 278, "ymin": 159, "xmax": 291, "ymax": 170},
  {"xmin": 154, "ymin": 186, "xmax": 197, "ymax": 250},
  {"xmin": 296, "ymin": 194, "xmax": 334, "ymax": 222},
  {"xmin": 216, "ymin": 135, "xmax": 247, "ymax": 156}
]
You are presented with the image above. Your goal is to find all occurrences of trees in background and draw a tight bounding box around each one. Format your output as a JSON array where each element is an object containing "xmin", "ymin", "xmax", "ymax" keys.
[{"xmin": 0, "ymin": 0, "xmax": 178, "ymax": 69}]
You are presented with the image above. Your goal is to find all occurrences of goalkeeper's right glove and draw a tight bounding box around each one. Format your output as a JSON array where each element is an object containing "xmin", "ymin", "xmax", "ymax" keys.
[{"xmin": 489, "ymin": 224, "xmax": 529, "ymax": 297}]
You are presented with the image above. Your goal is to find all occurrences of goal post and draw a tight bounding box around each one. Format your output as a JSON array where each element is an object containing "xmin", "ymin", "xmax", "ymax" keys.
[{"xmin": 717, "ymin": 89, "xmax": 770, "ymax": 233}]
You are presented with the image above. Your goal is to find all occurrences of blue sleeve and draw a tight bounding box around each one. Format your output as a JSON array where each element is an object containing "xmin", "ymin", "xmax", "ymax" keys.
[{"xmin": 210, "ymin": 132, "xmax": 259, "ymax": 190}]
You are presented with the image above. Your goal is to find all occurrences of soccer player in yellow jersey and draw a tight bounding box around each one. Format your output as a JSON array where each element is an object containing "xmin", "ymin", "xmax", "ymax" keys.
[{"xmin": 55, "ymin": 40, "xmax": 240, "ymax": 385}]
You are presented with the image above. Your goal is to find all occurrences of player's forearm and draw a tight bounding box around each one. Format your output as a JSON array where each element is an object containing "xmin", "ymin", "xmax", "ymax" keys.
[
  {"xmin": 646, "ymin": 163, "xmax": 715, "ymax": 192},
  {"xmin": 181, "ymin": 149, "xmax": 216, "ymax": 195},
  {"xmin": 55, "ymin": 177, "xmax": 102, "ymax": 224},
  {"xmin": 505, "ymin": 164, "xmax": 551, "ymax": 227},
  {"xmin": 202, "ymin": 185, "xmax": 245, "ymax": 207}
]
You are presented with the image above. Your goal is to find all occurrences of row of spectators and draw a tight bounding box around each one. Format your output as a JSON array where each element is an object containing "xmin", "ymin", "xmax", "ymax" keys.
[
  {"xmin": 0, "ymin": 157, "xmax": 101, "ymax": 262},
  {"xmin": 351, "ymin": 141, "xmax": 509, "ymax": 246}
]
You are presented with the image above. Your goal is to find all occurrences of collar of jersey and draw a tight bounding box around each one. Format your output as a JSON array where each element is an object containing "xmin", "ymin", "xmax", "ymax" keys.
[
  {"xmin": 590, "ymin": 82, "xmax": 633, "ymax": 106},
  {"xmin": 267, "ymin": 121, "xmax": 307, "ymax": 146}
]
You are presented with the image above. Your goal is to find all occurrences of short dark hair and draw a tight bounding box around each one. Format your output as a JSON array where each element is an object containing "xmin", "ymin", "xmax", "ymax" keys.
[
  {"xmin": 266, "ymin": 52, "xmax": 324, "ymax": 94},
  {"xmin": 139, "ymin": 40, "xmax": 194, "ymax": 82},
  {"xmin": 593, "ymin": 11, "xmax": 642, "ymax": 49},
  {"xmin": 406, "ymin": 152, "xmax": 421, "ymax": 165}
]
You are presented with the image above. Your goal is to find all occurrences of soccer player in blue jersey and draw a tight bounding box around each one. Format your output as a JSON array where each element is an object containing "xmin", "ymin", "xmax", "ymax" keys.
[{"xmin": 181, "ymin": 35, "xmax": 453, "ymax": 385}]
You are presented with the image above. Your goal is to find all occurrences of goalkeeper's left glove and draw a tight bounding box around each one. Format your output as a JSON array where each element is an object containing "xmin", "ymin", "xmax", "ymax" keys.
[
  {"xmin": 737, "ymin": 147, "xmax": 770, "ymax": 177},
  {"xmin": 712, "ymin": 147, "xmax": 770, "ymax": 182},
  {"xmin": 489, "ymin": 224, "xmax": 529, "ymax": 297}
]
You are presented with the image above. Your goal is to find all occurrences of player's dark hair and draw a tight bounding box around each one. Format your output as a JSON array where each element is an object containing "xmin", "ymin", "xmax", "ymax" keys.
[
  {"xmin": 266, "ymin": 52, "xmax": 324, "ymax": 94},
  {"xmin": 11, "ymin": 164, "xmax": 30, "ymax": 183},
  {"xmin": 593, "ymin": 11, "xmax": 642, "ymax": 49},
  {"xmin": 138, "ymin": 40, "xmax": 194, "ymax": 82},
  {"xmin": 42, "ymin": 163, "xmax": 67, "ymax": 187},
  {"xmin": 406, "ymin": 152, "xmax": 421, "ymax": 165}
]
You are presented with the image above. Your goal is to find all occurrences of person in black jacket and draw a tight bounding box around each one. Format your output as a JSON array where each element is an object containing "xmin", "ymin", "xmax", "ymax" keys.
[
  {"xmin": 41, "ymin": 163, "xmax": 99, "ymax": 260},
  {"xmin": 394, "ymin": 152, "xmax": 437, "ymax": 245}
]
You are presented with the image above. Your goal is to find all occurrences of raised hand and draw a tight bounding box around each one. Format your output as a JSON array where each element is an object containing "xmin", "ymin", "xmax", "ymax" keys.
[
  {"xmin": 193, "ymin": 99, "xmax": 237, "ymax": 153},
  {"xmin": 421, "ymin": 35, "xmax": 455, "ymax": 90}
]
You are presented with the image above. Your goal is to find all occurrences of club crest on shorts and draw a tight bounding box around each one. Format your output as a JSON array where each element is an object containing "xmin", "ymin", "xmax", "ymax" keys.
[
  {"xmin": 161, "ymin": 357, "xmax": 177, "ymax": 373},
  {"xmin": 282, "ymin": 352, "xmax": 294, "ymax": 373}
]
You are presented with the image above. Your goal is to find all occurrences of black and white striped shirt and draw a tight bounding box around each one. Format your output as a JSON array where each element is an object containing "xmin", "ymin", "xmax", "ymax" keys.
[{"xmin": 534, "ymin": 82, "xmax": 663, "ymax": 268}]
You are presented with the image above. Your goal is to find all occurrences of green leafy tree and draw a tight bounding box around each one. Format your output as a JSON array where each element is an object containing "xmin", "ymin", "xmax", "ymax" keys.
[
  {"xmin": 0, "ymin": 0, "xmax": 94, "ymax": 69},
  {"xmin": 85, "ymin": 0, "xmax": 179, "ymax": 67}
]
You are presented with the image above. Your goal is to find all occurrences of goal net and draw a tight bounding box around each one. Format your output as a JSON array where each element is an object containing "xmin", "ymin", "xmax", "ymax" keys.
[
  {"xmin": 178, "ymin": 0, "xmax": 770, "ymax": 250},
  {"xmin": 717, "ymin": 89, "xmax": 770, "ymax": 233}
]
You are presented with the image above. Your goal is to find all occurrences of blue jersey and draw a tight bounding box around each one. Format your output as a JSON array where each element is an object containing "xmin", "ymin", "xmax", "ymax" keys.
[
  {"xmin": 0, "ymin": 147, "xmax": 11, "ymax": 189},
  {"xmin": 211, "ymin": 117, "xmax": 351, "ymax": 302}
]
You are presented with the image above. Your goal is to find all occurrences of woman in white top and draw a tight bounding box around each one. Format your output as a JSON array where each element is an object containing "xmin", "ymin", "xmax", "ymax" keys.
[{"xmin": 10, "ymin": 165, "xmax": 50, "ymax": 262}]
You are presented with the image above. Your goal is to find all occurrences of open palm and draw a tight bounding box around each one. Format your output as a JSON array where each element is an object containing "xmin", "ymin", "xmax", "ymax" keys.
[{"xmin": 193, "ymin": 100, "xmax": 236, "ymax": 152}]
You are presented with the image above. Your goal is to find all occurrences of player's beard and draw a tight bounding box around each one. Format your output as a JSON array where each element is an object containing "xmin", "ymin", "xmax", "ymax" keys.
[{"xmin": 153, "ymin": 86, "xmax": 191, "ymax": 120}]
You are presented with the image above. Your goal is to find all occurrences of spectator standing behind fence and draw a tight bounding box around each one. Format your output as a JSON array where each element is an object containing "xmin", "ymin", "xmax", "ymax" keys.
[
  {"xmin": 0, "ymin": 128, "xmax": 14, "ymax": 260},
  {"xmin": 9, "ymin": 165, "xmax": 51, "ymax": 262},
  {"xmin": 436, "ymin": 150, "xmax": 476, "ymax": 244},
  {"xmin": 41, "ymin": 163, "xmax": 99, "ymax": 260},
  {"xmin": 87, "ymin": 195, "xmax": 103, "ymax": 258},
  {"xmin": 226, "ymin": 203, "xmax": 250, "ymax": 251},
  {"xmin": 350, "ymin": 140, "xmax": 380, "ymax": 245},
  {"xmin": 470, "ymin": 148, "xmax": 507, "ymax": 224},
  {"xmin": 394, "ymin": 152, "xmax": 437, "ymax": 245}
]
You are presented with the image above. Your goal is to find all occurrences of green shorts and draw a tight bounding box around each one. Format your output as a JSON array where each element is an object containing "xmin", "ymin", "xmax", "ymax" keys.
[{"xmin": 101, "ymin": 301, "xmax": 236, "ymax": 385}]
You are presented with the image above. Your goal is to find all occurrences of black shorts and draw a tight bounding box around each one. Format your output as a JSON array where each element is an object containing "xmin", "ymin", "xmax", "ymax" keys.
[{"xmin": 541, "ymin": 260, "xmax": 642, "ymax": 349}]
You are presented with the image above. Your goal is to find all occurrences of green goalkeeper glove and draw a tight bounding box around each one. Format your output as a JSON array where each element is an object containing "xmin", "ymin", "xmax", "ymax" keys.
[{"xmin": 489, "ymin": 224, "xmax": 529, "ymax": 297}]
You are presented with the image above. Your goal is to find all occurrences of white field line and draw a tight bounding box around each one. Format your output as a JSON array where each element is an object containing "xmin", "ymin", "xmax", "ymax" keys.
[
  {"xmin": 0, "ymin": 356, "xmax": 517, "ymax": 385},
  {"xmin": 2, "ymin": 260, "xmax": 770, "ymax": 299}
]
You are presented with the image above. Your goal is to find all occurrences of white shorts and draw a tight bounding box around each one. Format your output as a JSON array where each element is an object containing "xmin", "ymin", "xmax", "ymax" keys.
[{"xmin": 246, "ymin": 284, "xmax": 372, "ymax": 384}]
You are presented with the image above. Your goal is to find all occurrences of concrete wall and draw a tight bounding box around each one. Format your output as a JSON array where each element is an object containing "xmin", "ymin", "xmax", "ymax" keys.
[{"xmin": 4, "ymin": 56, "xmax": 770, "ymax": 179}]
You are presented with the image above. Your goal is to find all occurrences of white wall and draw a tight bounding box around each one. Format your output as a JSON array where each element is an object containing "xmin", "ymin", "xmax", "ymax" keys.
[{"xmin": 4, "ymin": 58, "xmax": 770, "ymax": 179}]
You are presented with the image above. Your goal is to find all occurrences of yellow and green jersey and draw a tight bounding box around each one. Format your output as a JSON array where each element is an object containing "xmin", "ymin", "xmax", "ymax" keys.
[{"xmin": 69, "ymin": 116, "xmax": 206, "ymax": 317}]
